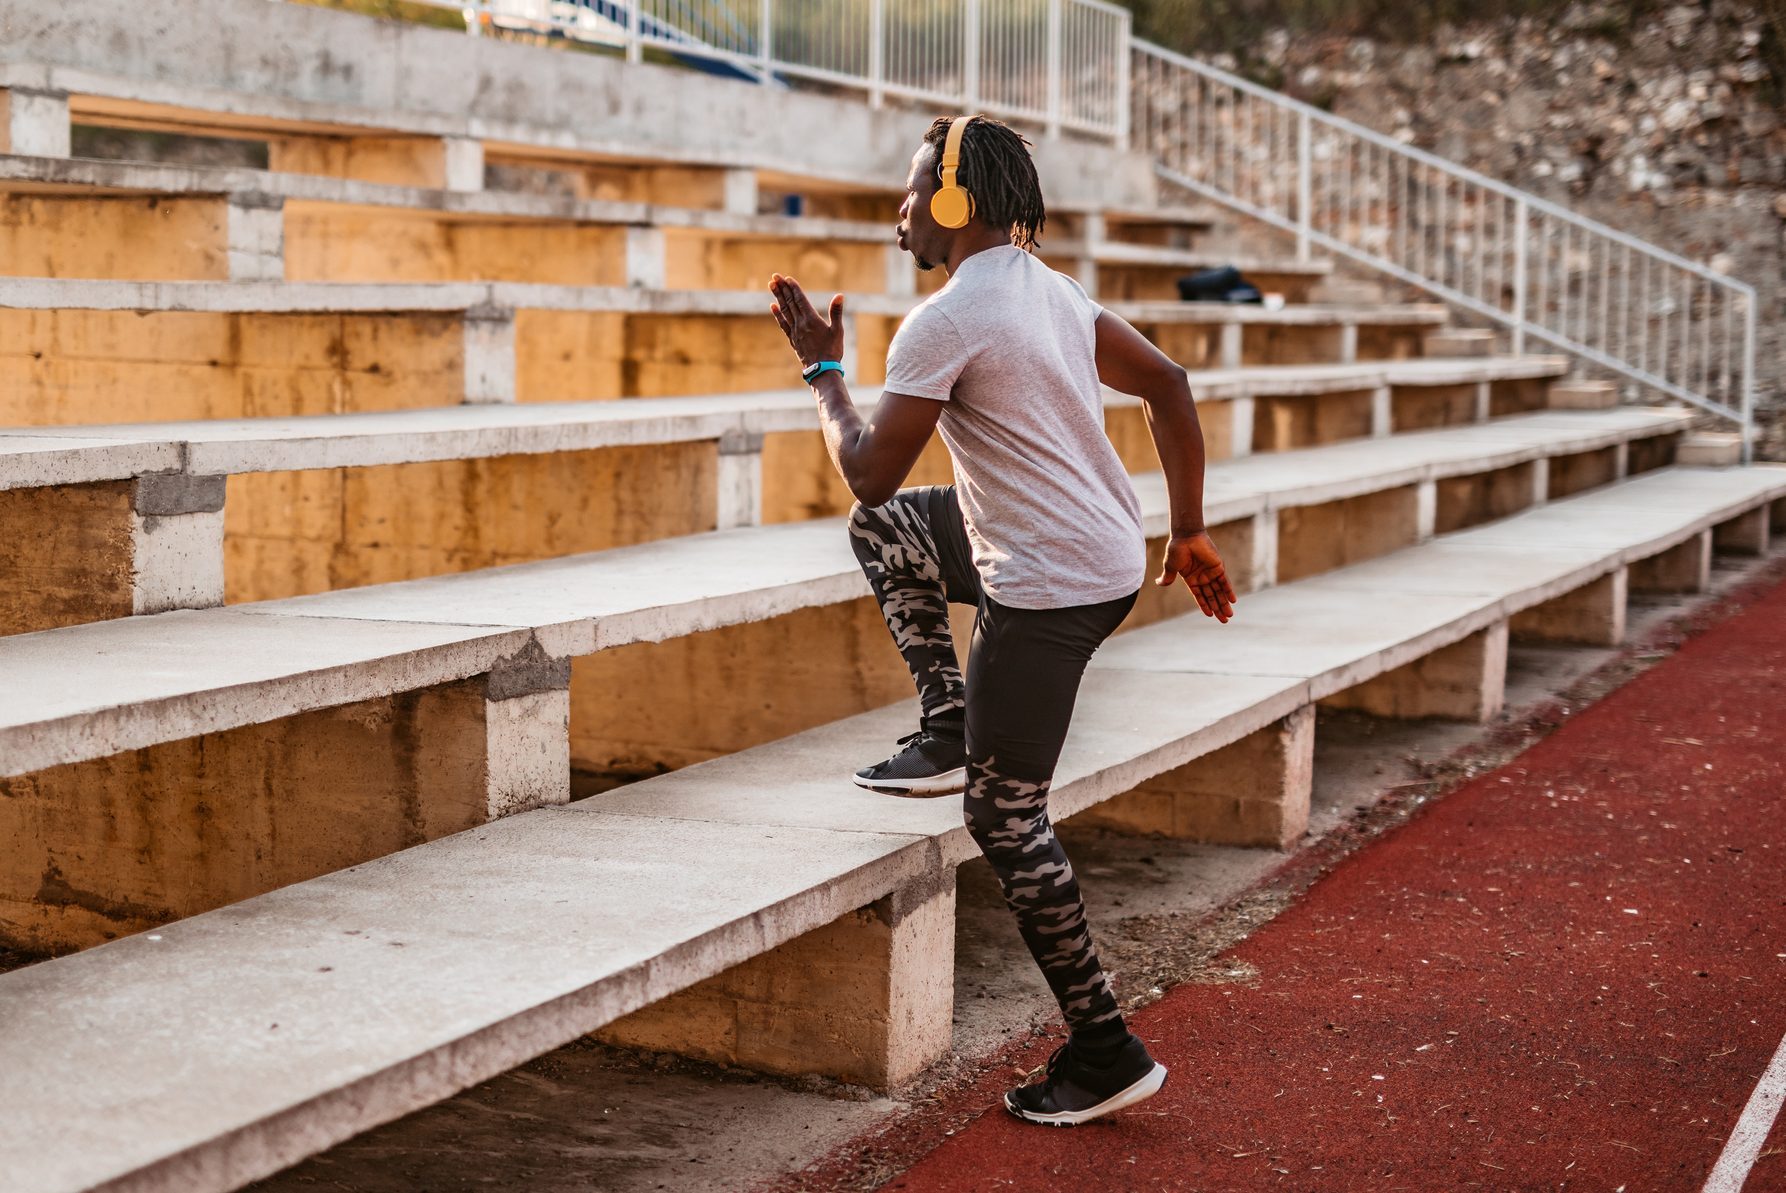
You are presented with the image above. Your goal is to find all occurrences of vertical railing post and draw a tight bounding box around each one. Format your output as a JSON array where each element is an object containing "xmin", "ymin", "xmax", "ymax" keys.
[
  {"xmin": 759, "ymin": 0, "xmax": 772, "ymax": 84},
  {"xmin": 1741, "ymin": 292, "xmax": 1756, "ymax": 464},
  {"xmin": 1045, "ymin": 0, "xmax": 1063, "ymax": 139},
  {"xmin": 1295, "ymin": 109, "xmax": 1311, "ymax": 264},
  {"xmin": 465, "ymin": 0, "xmax": 482, "ymax": 37},
  {"xmin": 1511, "ymin": 196, "xmax": 1528, "ymax": 356},
  {"xmin": 963, "ymin": 0, "xmax": 980, "ymax": 111},
  {"xmin": 1115, "ymin": 21, "xmax": 1132, "ymax": 149},
  {"xmin": 625, "ymin": 0, "xmax": 642, "ymax": 62},
  {"xmin": 869, "ymin": 0, "xmax": 885, "ymax": 109}
]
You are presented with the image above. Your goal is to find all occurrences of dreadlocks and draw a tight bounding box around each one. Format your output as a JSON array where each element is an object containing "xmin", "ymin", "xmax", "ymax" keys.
[{"xmin": 923, "ymin": 115, "xmax": 1047, "ymax": 252}]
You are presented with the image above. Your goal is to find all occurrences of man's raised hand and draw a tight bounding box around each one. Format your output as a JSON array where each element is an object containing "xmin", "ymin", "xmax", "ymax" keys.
[
  {"xmin": 768, "ymin": 273, "xmax": 846, "ymax": 369},
  {"xmin": 1156, "ymin": 531, "xmax": 1237, "ymax": 623}
]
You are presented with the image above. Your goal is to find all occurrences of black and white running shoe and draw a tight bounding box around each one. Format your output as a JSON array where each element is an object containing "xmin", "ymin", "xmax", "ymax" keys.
[
  {"xmin": 1003, "ymin": 1033, "xmax": 1169, "ymax": 1127},
  {"xmin": 852, "ymin": 717, "xmax": 967, "ymax": 796}
]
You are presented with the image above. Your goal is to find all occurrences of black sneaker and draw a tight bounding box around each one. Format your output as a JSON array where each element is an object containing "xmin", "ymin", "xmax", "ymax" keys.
[
  {"xmin": 1003, "ymin": 1033, "xmax": 1168, "ymax": 1127},
  {"xmin": 851, "ymin": 717, "xmax": 967, "ymax": 797}
]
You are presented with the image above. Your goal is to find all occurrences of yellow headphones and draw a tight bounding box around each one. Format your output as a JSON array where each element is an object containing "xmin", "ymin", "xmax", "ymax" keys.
[{"xmin": 929, "ymin": 115, "xmax": 975, "ymax": 230}]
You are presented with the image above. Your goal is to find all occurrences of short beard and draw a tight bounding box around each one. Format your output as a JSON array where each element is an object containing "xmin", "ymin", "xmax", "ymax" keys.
[{"xmin": 915, "ymin": 254, "xmax": 938, "ymax": 272}]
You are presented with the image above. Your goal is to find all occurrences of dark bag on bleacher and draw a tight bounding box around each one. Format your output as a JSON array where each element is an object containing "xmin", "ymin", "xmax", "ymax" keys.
[{"xmin": 1176, "ymin": 264, "xmax": 1264, "ymax": 304}]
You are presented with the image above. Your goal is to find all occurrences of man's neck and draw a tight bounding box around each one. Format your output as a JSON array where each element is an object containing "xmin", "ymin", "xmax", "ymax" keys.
[{"xmin": 944, "ymin": 231, "xmax": 1018, "ymax": 277}]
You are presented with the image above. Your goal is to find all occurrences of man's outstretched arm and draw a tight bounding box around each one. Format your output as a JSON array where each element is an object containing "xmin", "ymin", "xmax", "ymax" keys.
[
  {"xmin": 769, "ymin": 273, "xmax": 941, "ymax": 507},
  {"xmin": 1093, "ymin": 310, "xmax": 1237, "ymax": 622}
]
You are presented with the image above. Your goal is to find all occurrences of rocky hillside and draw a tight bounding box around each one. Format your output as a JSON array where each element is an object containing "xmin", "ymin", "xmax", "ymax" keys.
[{"xmin": 1157, "ymin": 0, "xmax": 1785, "ymax": 454}]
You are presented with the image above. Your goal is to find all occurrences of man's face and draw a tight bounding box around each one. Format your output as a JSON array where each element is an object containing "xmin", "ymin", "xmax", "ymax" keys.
[{"xmin": 895, "ymin": 143, "xmax": 944, "ymax": 273}]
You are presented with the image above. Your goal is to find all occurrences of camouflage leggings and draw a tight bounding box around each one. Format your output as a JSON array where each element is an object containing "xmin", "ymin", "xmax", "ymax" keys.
[{"xmin": 848, "ymin": 486, "xmax": 1138, "ymax": 1039}]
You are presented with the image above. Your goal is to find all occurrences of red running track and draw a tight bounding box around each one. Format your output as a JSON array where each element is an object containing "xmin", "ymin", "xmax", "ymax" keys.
[{"xmin": 866, "ymin": 573, "xmax": 1786, "ymax": 1192}]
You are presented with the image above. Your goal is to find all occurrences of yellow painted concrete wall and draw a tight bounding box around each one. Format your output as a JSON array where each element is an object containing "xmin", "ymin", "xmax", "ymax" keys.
[
  {"xmin": 516, "ymin": 312, "xmax": 891, "ymax": 402},
  {"xmin": 760, "ymin": 430, "xmax": 953, "ymax": 524},
  {"xmin": 1138, "ymin": 323, "xmax": 1223, "ymax": 369},
  {"xmin": 0, "ymin": 196, "xmax": 228, "ymax": 280},
  {"xmin": 0, "ymin": 481, "xmax": 134, "ymax": 635},
  {"xmin": 1104, "ymin": 401, "xmax": 1241, "ymax": 472},
  {"xmin": 568, "ymin": 597, "xmax": 913, "ymax": 782},
  {"xmin": 0, "ymin": 310, "xmax": 462, "ymax": 424},
  {"xmin": 1356, "ymin": 325, "xmax": 1425, "ymax": 361},
  {"xmin": 1393, "ymin": 382, "xmax": 1477, "ymax": 431},
  {"xmin": 285, "ymin": 205, "xmax": 631, "ymax": 285},
  {"xmin": 1253, "ymin": 389, "xmax": 1376, "ymax": 452},
  {"xmin": 0, "ymin": 680, "xmax": 492, "ymax": 955},
  {"xmin": 490, "ymin": 159, "xmax": 749, "ymax": 208},
  {"xmin": 224, "ymin": 441, "xmax": 716, "ymax": 602},
  {"xmin": 269, "ymin": 135, "xmax": 457, "ymax": 188},
  {"xmin": 1435, "ymin": 462, "xmax": 1539, "ymax": 535},
  {"xmin": 1277, "ymin": 486, "xmax": 1421, "ymax": 582},
  {"xmin": 663, "ymin": 231, "xmax": 888, "ymax": 294}
]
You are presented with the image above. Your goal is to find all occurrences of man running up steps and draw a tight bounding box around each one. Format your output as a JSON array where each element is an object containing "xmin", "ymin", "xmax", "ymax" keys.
[{"xmin": 768, "ymin": 114, "xmax": 1235, "ymax": 1126}]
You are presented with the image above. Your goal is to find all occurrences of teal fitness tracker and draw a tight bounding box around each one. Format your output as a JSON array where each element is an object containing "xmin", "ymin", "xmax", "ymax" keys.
[{"xmin": 802, "ymin": 359, "xmax": 844, "ymax": 384}]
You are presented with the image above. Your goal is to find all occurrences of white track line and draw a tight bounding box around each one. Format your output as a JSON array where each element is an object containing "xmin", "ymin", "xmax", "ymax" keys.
[{"xmin": 1703, "ymin": 1031, "xmax": 1786, "ymax": 1193}]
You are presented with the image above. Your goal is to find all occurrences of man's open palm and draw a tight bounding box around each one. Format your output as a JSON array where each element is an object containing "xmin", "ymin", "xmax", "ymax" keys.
[{"xmin": 1157, "ymin": 531, "xmax": 1237, "ymax": 623}]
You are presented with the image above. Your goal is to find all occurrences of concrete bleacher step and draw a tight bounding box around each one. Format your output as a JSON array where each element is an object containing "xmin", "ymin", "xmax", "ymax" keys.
[
  {"xmin": 0, "ymin": 150, "xmax": 917, "ymax": 291},
  {"xmin": 1041, "ymin": 240, "xmax": 1335, "ymax": 304},
  {"xmin": 0, "ymin": 353, "xmax": 1576, "ymax": 632},
  {"xmin": 0, "ymin": 353, "xmax": 1572, "ymax": 487},
  {"xmin": 0, "ymin": 276, "xmax": 1450, "ymax": 427},
  {"xmin": 0, "ymin": 153, "xmax": 1286, "ymax": 301},
  {"xmin": 1423, "ymin": 327, "xmax": 1497, "ymax": 357},
  {"xmin": 0, "ymin": 384, "xmax": 1670, "ymax": 636},
  {"xmin": 2, "ymin": 462, "xmax": 1781, "ymax": 1193},
  {"xmin": 0, "ymin": 406, "xmax": 1707, "ymax": 955}
]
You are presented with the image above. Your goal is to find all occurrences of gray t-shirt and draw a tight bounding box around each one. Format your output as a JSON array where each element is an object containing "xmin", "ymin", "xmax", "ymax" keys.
[{"xmin": 881, "ymin": 243, "xmax": 1147, "ymax": 610}]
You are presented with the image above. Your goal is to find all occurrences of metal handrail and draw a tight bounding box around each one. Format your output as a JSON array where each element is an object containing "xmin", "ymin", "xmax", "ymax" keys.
[
  {"xmin": 430, "ymin": 0, "xmax": 1132, "ymax": 142},
  {"xmin": 1131, "ymin": 38, "xmax": 1757, "ymax": 460}
]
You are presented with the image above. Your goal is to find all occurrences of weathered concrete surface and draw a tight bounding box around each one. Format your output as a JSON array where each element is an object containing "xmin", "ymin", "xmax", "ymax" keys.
[
  {"xmin": 0, "ymin": 86, "xmax": 67, "ymax": 156},
  {"xmin": 1074, "ymin": 704, "xmax": 1316, "ymax": 847},
  {"xmin": 132, "ymin": 505, "xmax": 226, "ymax": 614},
  {"xmin": 585, "ymin": 669, "xmax": 1312, "ymax": 871},
  {"xmin": 0, "ymin": 366, "xmax": 1600, "ymax": 491},
  {"xmin": 1461, "ymin": 466, "xmax": 1786, "ymax": 560},
  {"xmin": 595, "ymin": 872, "xmax": 956, "ymax": 1090},
  {"xmin": 1093, "ymin": 583, "xmax": 1500, "ymax": 704},
  {"xmin": 0, "ymin": 276, "xmax": 921, "ymax": 316},
  {"xmin": 0, "ymin": 391, "xmax": 821, "ymax": 481},
  {"xmin": 0, "ymin": 191, "xmax": 233, "ymax": 279},
  {"xmin": 0, "ymin": 675, "xmax": 563, "ymax": 954},
  {"xmin": 0, "ymin": 433, "xmax": 179, "ymax": 491},
  {"xmin": 2, "ymin": 403, "xmax": 1686, "ymax": 631},
  {"xmin": 7, "ymin": 463, "xmax": 1781, "ymax": 780},
  {"xmin": 1676, "ymin": 431, "xmax": 1744, "ymax": 467},
  {"xmin": 1322, "ymin": 621, "xmax": 1510, "ymax": 723},
  {"xmin": 1510, "ymin": 566, "xmax": 1629, "ymax": 647},
  {"xmin": 224, "ymin": 440, "xmax": 719, "ymax": 603},
  {"xmin": 1547, "ymin": 378, "xmax": 1618, "ymax": 410},
  {"xmin": 0, "ymin": 305, "xmax": 467, "ymax": 425},
  {"xmin": 1714, "ymin": 505, "xmax": 1772, "ymax": 555},
  {"xmin": 0, "ymin": 610, "xmax": 533, "ymax": 776},
  {"xmin": 1629, "ymin": 527, "xmax": 1714, "ymax": 593},
  {"xmin": 0, "ymin": 0, "xmax": 1156, "ymax": 209},
  {"xmin": 0, "ymin": 479, "xmax": 135, "ymax": 635},
  {"xmin": 243, "ymin": 517, "xmax": 864, "ymax": 660},
  {"xmin": 0, "ymin": 152, "xmax": 903, "ymax": 242},
  {"xmin": 0, "ymin": 809, "xmax": 940, "ymax": 1193},
  {"xmin": 1276, "ymin": 483, "xmax": 1424, "ymax": 581}
]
